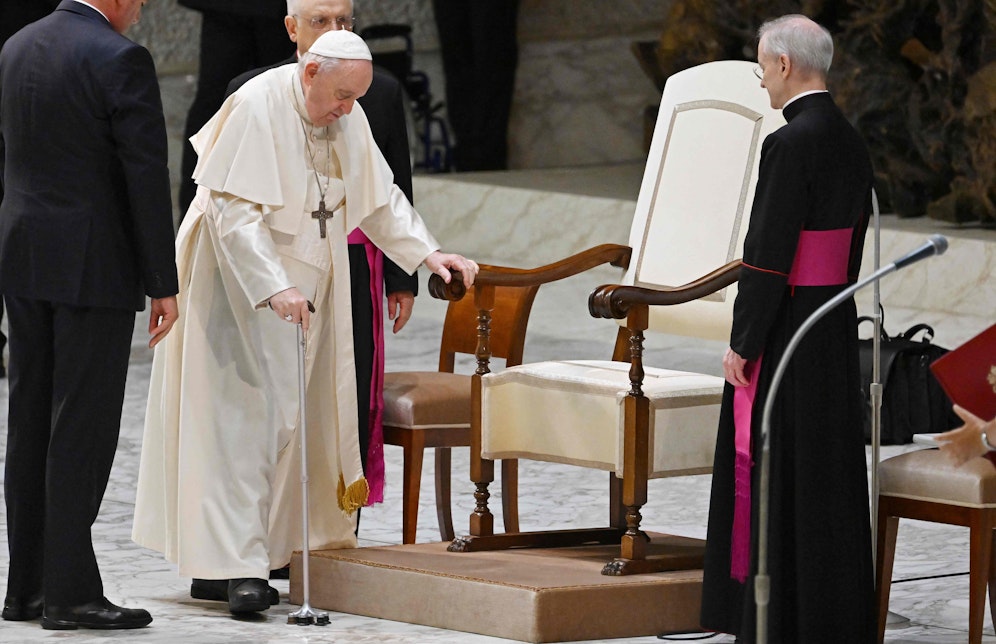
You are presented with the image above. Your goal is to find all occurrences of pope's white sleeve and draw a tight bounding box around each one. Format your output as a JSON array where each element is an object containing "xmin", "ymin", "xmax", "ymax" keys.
[
  {"xmin": 209, "ymin": 191, "xmax": 293, "ymax": 309},
  {"xmin": 359, "ymin": 184, "xmax": 440, "ymax": 275}
]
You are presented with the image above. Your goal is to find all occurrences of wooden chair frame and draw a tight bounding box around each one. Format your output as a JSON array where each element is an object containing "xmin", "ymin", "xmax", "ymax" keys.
[
  {"xmin": 382, "ymin": 282, "xmax": 540, "ymax": 543},
  {"xmin": 876, "ymin": 494, "xmax": 996, "ymax": 644},
  {"xmin": 429, "ymin": 244, "xmax": 740, "ymax": 575}
]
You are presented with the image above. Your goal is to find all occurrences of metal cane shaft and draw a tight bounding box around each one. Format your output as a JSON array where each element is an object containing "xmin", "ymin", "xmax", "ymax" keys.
[{"xmin": 297, "ymin": 323, "xmax": 312, "ymax": 608}]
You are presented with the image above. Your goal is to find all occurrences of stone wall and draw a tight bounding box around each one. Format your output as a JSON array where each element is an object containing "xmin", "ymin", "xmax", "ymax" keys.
[{"xmin": 126, "ymin": 0, "xmax": 673, "ymax": 201}]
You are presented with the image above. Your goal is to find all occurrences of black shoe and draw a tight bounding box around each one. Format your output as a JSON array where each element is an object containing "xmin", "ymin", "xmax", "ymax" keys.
[
  {"xmin": 191, "ymin": 578, "xmax": 279, "ymax": 606},
  {"xmin": 2, "ymin": 594, "xmax": 43, "ymax": 621},
  {"xmin": 227, "ymin": 578, "xmax": 270, "ymax": 614},
  {"xmin": 269, "ymin": 565, "xmax": 290, "ymax": 580},
  {"xmin": 41, "ymin": 597, "xmax": 152, "ymax": 630}
]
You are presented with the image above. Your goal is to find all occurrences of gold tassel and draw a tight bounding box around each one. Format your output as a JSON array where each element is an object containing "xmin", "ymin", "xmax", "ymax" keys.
[{"xmin": 337, "ymin": 473, "xmax": 369, "ymax": 515}]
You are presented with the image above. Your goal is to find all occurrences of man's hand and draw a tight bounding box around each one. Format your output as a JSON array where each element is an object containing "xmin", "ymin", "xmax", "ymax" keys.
[
  {"xmin": 723, "ymin": 346, "xmax": 750, "ymax": 387},
  {"xmin": 423, "ymin": 251, "xmax": 479, "ymax": 289},
  {"xmin": 148, "ymin": 295, "xmax": 179, "ymax": 348},
  {"xmin": 936, "ymin": 405, "xmax": 996, "ymax": 467},
  {"xmin": 268, "ymin": 286, "xmax": 314, "ymax": 331},
  {"xmin": 387, "ymin": 290, "xmax": 415, "ymax": 334}
]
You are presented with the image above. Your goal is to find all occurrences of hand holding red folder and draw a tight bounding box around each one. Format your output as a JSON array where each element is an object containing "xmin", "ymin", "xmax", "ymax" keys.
[
  {"xmin": 931, "ymin": 323, "xmax": 996, "ymax": 465},
  {"xmin": 935, "ymin": 405, "xmax": 996, "ymax": 466},
  {"xmin": 930, "ymin": 322, "xmax": 996, "ymax": 420}
]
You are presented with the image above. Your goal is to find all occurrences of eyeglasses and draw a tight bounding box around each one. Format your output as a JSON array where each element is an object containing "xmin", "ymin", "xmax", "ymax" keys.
[
  {"xmin": 753, "ymin": 66, "xmax": 763, "ymax": 80},
  {"xmin": 295, "ymin": 14, "xmax": 355, "ymax": 32}
]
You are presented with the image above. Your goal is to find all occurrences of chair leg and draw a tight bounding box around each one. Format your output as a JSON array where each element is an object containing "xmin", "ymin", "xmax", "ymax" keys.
[
  {"xmin": 434, "ymin": 447, "xmax": 454, "ymax": 542},
  {"xmin": 501, "ymin": 459, "xmax": 519, "ymax": 533},
  {"xmin": 969, "ymin": 510, "xmax": 993, "ymax": 644},
  {"xmin": 609, "ymin": 472, "xmax": 624, "ymax": 528},
  {"xmin": 401, "ymin": 433, "xmax": 426, "ymax": 545},
  {"xmin": 875, "ymin": 505, "xmax": 899, "ymax": 644}
]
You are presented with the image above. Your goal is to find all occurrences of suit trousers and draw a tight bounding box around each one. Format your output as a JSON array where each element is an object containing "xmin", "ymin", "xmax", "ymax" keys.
[
  {"xmin": 3, "ymin": 295, "xmax": 134, "ymax": 606},
  {"xmin": 432, "ymin": 0, "xmax": 519, "ymax": 171}
]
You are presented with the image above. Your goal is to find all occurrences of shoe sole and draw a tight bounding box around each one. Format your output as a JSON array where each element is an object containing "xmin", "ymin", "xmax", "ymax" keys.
[
  {"xmin": 2, "ymin": 610, "xmax": 43, "ymax": 621},
  {"xmin": 228, "ymin": 599, "xmax": 270, "ymax": 615},
  {"xmin": 41, "ymin": 616, "xmax": 153, "ymax": 630},
  {"xmin": 191, "ymin": 585, "xmax": 279, "ymax": 606}
]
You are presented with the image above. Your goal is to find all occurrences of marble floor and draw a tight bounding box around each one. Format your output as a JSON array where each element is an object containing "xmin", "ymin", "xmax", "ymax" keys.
[
  {"xmin": 1, "ymin": 165, "xmax": 993, "ymax": 642},
  {"xmin": 0, "ymin": 298, "xmax": 989, "ymax": 644}
]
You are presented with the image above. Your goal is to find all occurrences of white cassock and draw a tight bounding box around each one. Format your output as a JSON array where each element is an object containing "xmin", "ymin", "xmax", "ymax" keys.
[{"xmin": 132, "ymin": 64, "xmax": 439, "ymax": 580}]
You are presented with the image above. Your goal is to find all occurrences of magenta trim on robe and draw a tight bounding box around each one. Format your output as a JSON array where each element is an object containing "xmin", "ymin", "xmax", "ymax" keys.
[
  {"xmin": 731, "ymin": 356, "xmax": 761, "ymax": 583},
  {"xmin": 730, "ymin": 227, "xmax": 854, "ymax": 581},
  {"xmin": 348, "ymin": 228, "xmax": 386, "ymax": 504}
]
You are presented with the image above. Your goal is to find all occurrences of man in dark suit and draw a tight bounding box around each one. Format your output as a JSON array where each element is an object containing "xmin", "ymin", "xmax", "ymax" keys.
[
  {"xmin": 700, "ymin": 15, "xmax": 875, "ymax": 643},
  {"xmin": 0, "ymin": 0, "xmax": 179, "ymax": 630},
  {"xmin": 177, "ymin": 0, "xmax": 295, "ymax": 214}
]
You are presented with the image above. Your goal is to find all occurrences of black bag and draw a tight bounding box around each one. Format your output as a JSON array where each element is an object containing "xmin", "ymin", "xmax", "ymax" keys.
[{"xmin": 857, "ymin": 316, "xmax": 960, "ymax": 444}]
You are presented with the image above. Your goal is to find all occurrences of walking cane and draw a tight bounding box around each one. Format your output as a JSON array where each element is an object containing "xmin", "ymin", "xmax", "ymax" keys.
[{"xmin": 288, "ymin": 321, "xmax": 330, "ymax": 626}]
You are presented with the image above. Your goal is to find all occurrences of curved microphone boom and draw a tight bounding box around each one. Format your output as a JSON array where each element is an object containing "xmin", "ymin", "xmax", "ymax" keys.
[{"xmin": 754, "ymin": 234, "xmax": 949, "ymax": 644}]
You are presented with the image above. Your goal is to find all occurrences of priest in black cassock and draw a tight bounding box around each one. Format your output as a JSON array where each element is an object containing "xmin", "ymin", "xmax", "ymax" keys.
[{"xmin": 700, "ymin": 14, "xmax": 876, "ymax": 643}]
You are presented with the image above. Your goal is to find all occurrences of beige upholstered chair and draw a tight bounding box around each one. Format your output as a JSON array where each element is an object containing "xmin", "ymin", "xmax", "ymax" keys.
[
  {"xmin": 876, "ymin": 449, "xmax": 996, "ymax": 644},
  {"xmin": 429, "ymin": 60, "xmax": 786, "ymax": 574},
  {"xmin": 381, "ymin": 284, "xmax": 539, "ymax": 543}
]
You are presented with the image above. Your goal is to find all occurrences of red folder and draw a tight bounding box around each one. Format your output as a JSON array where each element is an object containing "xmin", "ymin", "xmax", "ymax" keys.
[{"xmin": 930, "ymin": 323, "xmax": 996, "ymax": 420}]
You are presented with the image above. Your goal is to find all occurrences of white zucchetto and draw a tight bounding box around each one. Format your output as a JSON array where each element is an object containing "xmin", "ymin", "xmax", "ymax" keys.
[{"xmin": 308, "ymin": 30, "xmax": 372, "ymax": 61}]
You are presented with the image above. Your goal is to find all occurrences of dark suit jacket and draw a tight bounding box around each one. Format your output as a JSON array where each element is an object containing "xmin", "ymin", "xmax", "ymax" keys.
[
  {"xmin": 0, "ymin": 0, "xmax": 178, "ymax": 311},
  {"xmin": 178, "ymin": 0, "xmax": 287, "ymax": 19},
  {"xmin": 227, "ymin": 60, "xmax": 418, "ymax": 295}
]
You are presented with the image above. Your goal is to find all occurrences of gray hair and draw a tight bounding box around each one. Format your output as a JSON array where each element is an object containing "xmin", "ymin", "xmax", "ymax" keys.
[
  {"xmin": 758, "ymin": 14, "xmax": 833, "ymax": 77},
  {"xmin": 298, "ymin": 50, "xmax": 346, "ymax": 75},
  {"xmin": 287, "ymin": 0, "xmax": 354, "ymax": 17}
]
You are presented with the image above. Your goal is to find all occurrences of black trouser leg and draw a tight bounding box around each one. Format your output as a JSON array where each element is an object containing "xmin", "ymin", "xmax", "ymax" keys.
[{"xmin": 4, "ymin": 296, "xmax": 133, "ymax": 607}]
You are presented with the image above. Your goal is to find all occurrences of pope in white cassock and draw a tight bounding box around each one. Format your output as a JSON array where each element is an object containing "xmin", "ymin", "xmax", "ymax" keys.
[{"xmin": 132, "ymin": 30, "xmax": 478, "ymax": 614}]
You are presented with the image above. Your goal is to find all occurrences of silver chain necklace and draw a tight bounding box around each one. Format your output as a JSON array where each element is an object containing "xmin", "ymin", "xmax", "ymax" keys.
[{"xmin": 300, "ymin": 119, "xmax": 334, "ymax": 238}]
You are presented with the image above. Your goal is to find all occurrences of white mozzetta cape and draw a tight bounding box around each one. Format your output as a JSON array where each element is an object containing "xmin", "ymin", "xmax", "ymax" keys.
[{"xmin": 132, "ymin": 64, "xmax": 439, "ymax": 578}]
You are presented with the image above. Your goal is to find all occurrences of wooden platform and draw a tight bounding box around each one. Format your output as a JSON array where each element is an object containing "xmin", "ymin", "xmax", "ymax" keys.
[{"xmin": 290, "ymin": 533, "xmax": 706, "ymax": 643}]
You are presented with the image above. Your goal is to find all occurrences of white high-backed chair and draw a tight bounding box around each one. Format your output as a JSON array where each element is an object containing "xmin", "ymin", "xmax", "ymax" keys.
[{"xmin": 429, "ymin": 61, "xmax": 786, "ymax": 575}]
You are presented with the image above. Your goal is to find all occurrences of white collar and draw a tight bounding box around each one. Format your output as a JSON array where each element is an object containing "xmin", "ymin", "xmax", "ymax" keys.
[
  {"xmin": 783, "ymin": 89, "xmax": 828, "ymax": 110},
  {"xmin": 71, "ymin": 0, "xmax": 110, "ymax": 24}
]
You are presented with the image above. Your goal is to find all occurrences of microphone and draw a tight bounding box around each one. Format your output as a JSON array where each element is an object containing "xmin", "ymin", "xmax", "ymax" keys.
[{"xmin": 892, "ymin": 234, "xmax": 948, "ymax": 269}]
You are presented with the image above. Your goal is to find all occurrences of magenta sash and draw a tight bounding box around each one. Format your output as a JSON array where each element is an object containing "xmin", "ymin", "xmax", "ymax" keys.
[
  {"xmin": 348, "ymin": 228, "xmax": 386, "ymax": 504},
  {"xmin": 787, "ymin": 228, "xmax": 852, "ymax": 286},
  {"xmin": 730, "ymin": 227, "xmax": 853, "ymax": 581}
]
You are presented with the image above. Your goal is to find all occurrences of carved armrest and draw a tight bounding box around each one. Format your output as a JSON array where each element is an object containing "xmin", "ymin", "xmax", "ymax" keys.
[
  {"xmin": 429, "ymin": 243, "xmax": 632, "ymax": 302},
  {"xmin": 588, "ymin": 259, "xmax": 742, "ymax": 319},
  {"xmin": 587, "ymin": 259, "xmax": 741, "ymax": 396},
  {"xmin": 428, "ymin": 243, "xmax": 633, "ymax": 379}
]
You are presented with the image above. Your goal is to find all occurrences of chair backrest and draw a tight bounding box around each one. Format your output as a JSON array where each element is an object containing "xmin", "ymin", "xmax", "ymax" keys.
[
  {"xmin": 622, "ymin": 60, "xmax": 786, "ymax": 342},
  {"xmin": 438, "ymin": 284, "xmax": 540, "ymax": 373}
]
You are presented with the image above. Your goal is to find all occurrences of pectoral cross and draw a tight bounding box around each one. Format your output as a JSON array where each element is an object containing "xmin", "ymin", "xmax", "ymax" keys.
[{"xmin": 312, "ymin": 199, "xmax": 333, "ymax": 238}]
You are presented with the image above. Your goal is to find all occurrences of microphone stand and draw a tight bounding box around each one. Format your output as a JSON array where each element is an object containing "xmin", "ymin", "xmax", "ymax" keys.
[
  {"xmin": 868, "ymin": 191, "xmax": 911, "ymax": 630},
  {"xmin": 754, "ymin": 228, "xmax": 945, "ymax": 643}
]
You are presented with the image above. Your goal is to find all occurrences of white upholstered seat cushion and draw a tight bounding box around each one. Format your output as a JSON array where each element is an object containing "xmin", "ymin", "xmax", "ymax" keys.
[{"xmin": 481, "ymin": 360, "xmax": 723, "ymax": 478}]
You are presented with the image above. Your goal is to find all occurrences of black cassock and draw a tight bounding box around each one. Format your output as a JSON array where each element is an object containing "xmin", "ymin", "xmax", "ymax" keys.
[{"xmin": 700, "ymin": 92, "xmax": 876, "ymax": 643}]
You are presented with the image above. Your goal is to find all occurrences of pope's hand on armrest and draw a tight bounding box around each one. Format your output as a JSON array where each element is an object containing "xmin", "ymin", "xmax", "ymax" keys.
[{"xmin": 424, "ymin": 251, "xmax": 478, "ymax": 289}]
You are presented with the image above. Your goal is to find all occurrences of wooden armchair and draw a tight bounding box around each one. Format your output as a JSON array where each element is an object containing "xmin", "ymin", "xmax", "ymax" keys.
[
  {"xmin": 428, "ymin": 61, "xmax": 786, "ymax": 574},
  {"xmin": 381, "ymin": 283, "xmax": 539, "ymax": 543}
]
